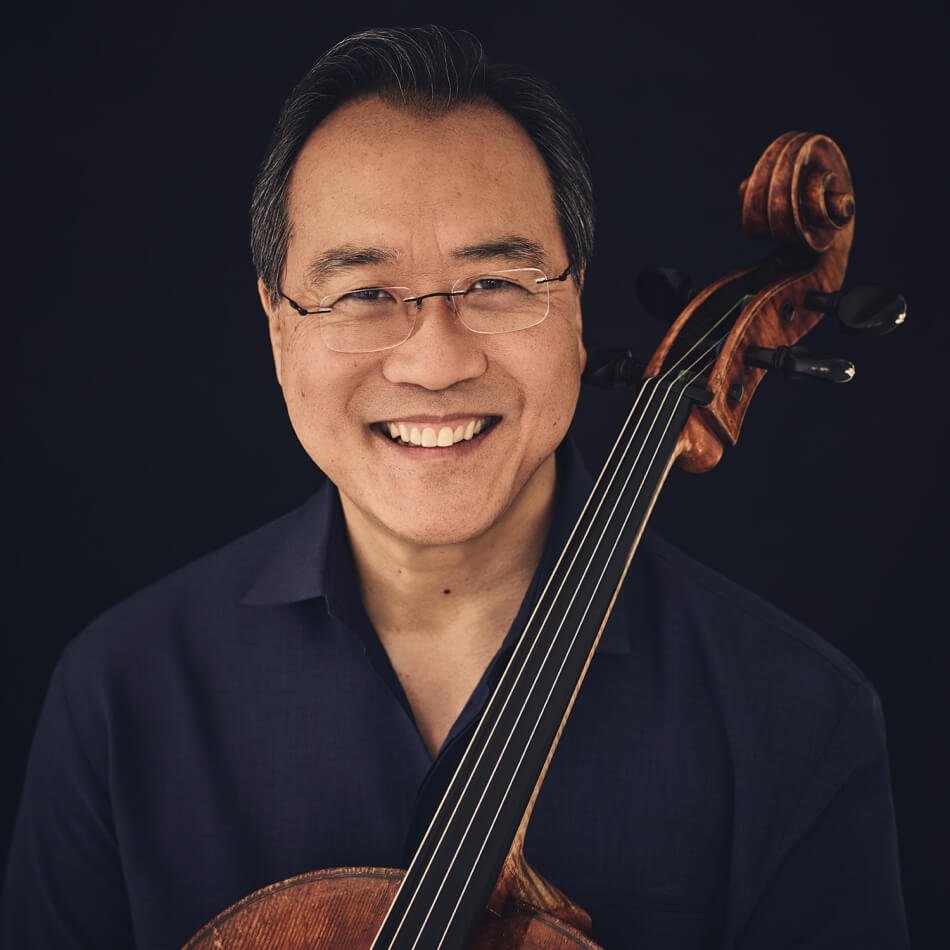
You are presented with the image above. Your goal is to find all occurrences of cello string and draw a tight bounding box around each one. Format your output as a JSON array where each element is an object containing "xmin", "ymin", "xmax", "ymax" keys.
[
  {"xmin": 418, "ymin": 400, "xmax": 718, "ymax": 949},
  {"xmin": 424, "ymin": 352, "xmax": 718, "ymax": 948},
  {"xmin": 378, "ymin": 312, "xmax": 729, "ymax": 948}
]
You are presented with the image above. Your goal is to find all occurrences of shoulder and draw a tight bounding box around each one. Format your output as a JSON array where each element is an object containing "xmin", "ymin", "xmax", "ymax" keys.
[
  {"xmin": 58, "ymin": 487, "xmax": 332, "ymax": 689},
  {"xmin": 636, "ymin": 527, "xmax": 869, "ymax": 688},
  {"xmin": 628, "ymin": 531, "xmax": 891, "ymax": 827},
  {"xmin": 626, "ymin": 530, "xmax": 881, "ymax": 772}
]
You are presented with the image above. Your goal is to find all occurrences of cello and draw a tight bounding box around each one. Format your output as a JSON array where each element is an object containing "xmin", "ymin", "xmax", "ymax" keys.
[{"xmin": 184, "ymin": 131, "xmax": 905, "ymax": 949}]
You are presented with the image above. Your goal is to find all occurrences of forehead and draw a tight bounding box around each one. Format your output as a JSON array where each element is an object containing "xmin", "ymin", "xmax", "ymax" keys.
[{"xmin": 284, "ymin": 97, "xmax": 564, "ymax": 280}]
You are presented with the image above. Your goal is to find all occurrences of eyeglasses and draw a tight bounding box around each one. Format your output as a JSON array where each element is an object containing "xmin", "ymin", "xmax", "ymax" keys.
[{"xmin": 279, "ymin": 264, "xmax": 572, "ymax": 353}]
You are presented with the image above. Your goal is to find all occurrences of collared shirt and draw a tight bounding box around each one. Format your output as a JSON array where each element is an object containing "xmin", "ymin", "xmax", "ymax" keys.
[{"xmin": 0, "ymin": 441, "xmax": 907, "ymax": 949}]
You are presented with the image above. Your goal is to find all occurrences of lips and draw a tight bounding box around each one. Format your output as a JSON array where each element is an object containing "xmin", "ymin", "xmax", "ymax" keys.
[{"xmin": 377, "ymin": 416, "xmax": 497, "ymax": 447}]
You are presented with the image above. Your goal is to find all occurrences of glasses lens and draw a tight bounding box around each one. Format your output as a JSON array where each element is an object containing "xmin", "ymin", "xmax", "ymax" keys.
[
  {"xmin": 318, "ymin": 287, "xmax": 414, "ymax": 353},
  {"xmin": 455, "ymin": 269, "xmax": 550, "ymax": 334}
]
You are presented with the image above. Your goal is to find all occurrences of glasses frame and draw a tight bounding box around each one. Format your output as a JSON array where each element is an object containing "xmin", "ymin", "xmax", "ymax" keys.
[{"xmin": 278, "ymin": 263, "xmax": 573, "ymax": 354}]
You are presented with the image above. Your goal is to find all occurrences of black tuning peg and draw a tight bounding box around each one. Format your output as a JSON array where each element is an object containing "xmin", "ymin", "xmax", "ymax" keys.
[
  {"xmin": 745, "ymin": 345, "xmax": 856, "ymax": 383},
  {"xmin": 582, "ymin": 346, "xmax": 647, "ymax": 388},
  {"xmin": 635, "ymin": 267, "xmax": 696, "ymax": 323},
  {"xmin": 804, "ymin": 286, "xmax": 907, "ymax": 336}
]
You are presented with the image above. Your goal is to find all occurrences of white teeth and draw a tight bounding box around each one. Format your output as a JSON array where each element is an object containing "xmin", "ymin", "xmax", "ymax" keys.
[{"xmin": 384, "ymin": 417, "xmax": 492, "ymax": 447}]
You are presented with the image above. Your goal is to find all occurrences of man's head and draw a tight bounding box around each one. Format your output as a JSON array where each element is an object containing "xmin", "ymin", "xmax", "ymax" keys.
[{"xmin": 254, "ymin": 27, "xmax": 594, "ymax": 549}]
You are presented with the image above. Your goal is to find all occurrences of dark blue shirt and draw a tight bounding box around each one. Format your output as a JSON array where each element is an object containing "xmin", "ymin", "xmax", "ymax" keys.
[{"xmin": 1, "ymin": 442, "xmax": 908, "ymax": 948}]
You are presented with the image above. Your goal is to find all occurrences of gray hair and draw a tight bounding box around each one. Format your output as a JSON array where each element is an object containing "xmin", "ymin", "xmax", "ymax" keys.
[{"xmin": 250, "ymin": 25, "xmax": 595, "ymax": 306}]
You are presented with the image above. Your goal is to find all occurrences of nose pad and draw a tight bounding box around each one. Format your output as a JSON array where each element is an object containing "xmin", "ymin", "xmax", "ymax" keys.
[
  {"xmin": 406, "ymin": 291, "xmax": 464, "ymax": 336},
  {"xmin": 409, "ymin": 290, "xmax": 462, "ymax": 313}
]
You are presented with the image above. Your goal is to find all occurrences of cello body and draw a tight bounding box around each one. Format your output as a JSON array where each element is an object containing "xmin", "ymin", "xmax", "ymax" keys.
[{"xmin": 184, "ymin": 867, "xmax": 599, "ymax": 949}]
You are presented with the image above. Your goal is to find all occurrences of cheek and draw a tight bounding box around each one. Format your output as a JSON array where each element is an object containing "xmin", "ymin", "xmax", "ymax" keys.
[
  {"xmin": 519, "ymin": 324, "xmax": 584, "ymax": 441},
  {"xmin": 278, "ymin": 325, "xmax": 363, "ymax": 465},
  {"xmin": 282, "ymin": 327, "xmax": 326, "ymax": 406},
  {"xmin": 550, "ymin": 340, "xmax": 584, "ymax": 434}
]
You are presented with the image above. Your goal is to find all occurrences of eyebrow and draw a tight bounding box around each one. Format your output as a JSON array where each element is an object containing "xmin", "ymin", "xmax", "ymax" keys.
[
  {"xmin": 451, "ymin": 236, "xmax": 547, "ymax": 269},
  {"xmin": 303, "ymin": 235, "xmax": 549, "ymax": 289},
  {"xmin": 304, "ymin": 245, "xmax": 399, "ymax": 288}
]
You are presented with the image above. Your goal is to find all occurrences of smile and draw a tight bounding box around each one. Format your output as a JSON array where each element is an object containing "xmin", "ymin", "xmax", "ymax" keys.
[{"xmin": 377, "ymin": 416, "xmax": 498, "ymax": 448}]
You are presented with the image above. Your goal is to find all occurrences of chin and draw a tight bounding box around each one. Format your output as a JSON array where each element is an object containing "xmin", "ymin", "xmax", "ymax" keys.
[{"xmin": 376, "ymin": 508, "xmax": 501, "ymax": 548}]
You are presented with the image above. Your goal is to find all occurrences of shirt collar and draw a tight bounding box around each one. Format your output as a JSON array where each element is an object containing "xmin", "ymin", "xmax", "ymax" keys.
[
  {"xmin": 240, "ymin": 484, "xmax": 334, "ymax": 605},
  {"xmin": 241, "ymin": 437, "xmax": 632, "ymax": 656}
]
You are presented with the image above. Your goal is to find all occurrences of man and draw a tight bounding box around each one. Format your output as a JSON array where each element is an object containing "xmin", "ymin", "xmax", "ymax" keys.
[{"xmin": 0, "ymin": 25, "xmax": 908, "ymax": 949}]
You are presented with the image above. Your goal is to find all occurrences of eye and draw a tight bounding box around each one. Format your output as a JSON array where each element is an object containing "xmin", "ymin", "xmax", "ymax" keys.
[
  {"xmin": 470, "ymin": 277, "xmax": 519, "ymax": 292},
  {"xmin": 339, "ymin": 287, "xmax": 399, "ymax": 304}
]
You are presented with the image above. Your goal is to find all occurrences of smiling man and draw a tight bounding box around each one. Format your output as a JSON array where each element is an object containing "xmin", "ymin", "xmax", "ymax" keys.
[{"xmin": 1, "ymin": 25, "xmax": 908, "ymax": 950}]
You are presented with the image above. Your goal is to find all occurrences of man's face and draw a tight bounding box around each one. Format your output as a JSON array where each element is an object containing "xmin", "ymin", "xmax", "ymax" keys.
[{"xmin": 263, "ymin": 96, "xmax": 585, "ymax": 547}]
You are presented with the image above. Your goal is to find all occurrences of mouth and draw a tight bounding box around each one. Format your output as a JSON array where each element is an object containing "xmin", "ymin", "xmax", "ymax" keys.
[{"xmin": 373, "ymin": 415, "xmax": 500, "ymax": 448}]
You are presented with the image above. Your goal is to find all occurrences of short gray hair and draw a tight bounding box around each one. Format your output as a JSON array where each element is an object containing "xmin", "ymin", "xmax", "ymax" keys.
[{"xmin": 250, "ymin": 25, "xmax": 595, "ymax": 306}]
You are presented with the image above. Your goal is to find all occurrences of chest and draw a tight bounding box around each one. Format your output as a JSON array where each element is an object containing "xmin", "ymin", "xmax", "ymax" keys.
[{"xmin": 382, "ymin": 631, "xmax": 502, "ymax": 758}]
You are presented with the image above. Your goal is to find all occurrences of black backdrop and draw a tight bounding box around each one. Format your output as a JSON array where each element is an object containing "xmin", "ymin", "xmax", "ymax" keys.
[{"xmin": 3, "ymin": 1, "xmax": 946, "ymax": 946}]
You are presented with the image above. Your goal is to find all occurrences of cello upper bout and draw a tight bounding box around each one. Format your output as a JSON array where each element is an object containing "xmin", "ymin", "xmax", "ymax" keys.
[
  {"xmin": 182, "ymin": 867, "xmax": 403, "ymax": 949},
  {"xmin": 182, "ymin": 864, "xmax": 601, "ymax": 948}
]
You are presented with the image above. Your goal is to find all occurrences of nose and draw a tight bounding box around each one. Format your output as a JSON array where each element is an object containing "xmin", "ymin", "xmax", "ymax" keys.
[{"xmin": 381, "ymin": 294, "xmax": 487, "ymax": 390}]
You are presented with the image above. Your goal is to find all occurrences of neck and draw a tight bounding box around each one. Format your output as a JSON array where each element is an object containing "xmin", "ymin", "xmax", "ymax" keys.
[{"xmin": 340, "ymin": 454, "xmax": 558, "ymax": 647}]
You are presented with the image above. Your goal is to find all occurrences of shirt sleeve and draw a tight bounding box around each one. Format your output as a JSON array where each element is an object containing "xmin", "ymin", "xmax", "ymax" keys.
[
  {"xmin": 732, "ymin": 681, "xmax": 909, "ymax": 949},
  {"xmin": 0, "ymin": 654, "xmax": 135, "ymax": 949}
]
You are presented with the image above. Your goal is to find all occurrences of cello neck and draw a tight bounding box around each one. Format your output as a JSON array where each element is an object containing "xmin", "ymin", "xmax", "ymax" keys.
[{"xmin": 372, "ymin": 370, "xmax": 706, "ymax": 950}]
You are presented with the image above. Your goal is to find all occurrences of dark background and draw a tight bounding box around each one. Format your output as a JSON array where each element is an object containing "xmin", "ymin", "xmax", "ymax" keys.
[{"xmin": 2, "ymin": 0, "xmax": 946, "ymax": 946}]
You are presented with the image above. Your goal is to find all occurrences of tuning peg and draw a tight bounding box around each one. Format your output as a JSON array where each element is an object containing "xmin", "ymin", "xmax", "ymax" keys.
[
  {"xmin": 582, "ymin": 346, "xmax": 646, "ymax": 388},
  {"xmin": 804, "ymin": 286, "xmax": 907, "ymax": 336},
  {"xmin": 635, "ymin": 267, "xmax": 696, "ymax": 323},
  {"xmin": 745, "ymin": 344, "xmax": 856, "ymax": 383}
]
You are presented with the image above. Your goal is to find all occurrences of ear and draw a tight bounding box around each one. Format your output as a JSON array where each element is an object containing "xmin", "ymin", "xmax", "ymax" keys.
[
  {"xmin": 571, "ymin": 270, "xmax": 586, "ymax": 374},
  {"xmin": 575, "ymin": 305, "xmax": 587, "ymax": 375},
  {"xmin": 258, "ymin": 277, "xmax": 283, "ymax": 386}
]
